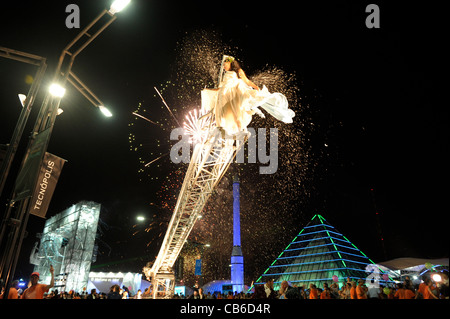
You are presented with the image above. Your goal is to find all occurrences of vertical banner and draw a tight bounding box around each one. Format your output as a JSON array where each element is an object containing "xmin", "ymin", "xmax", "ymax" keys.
[
  {"xmin": 29, "ymin": 152, "xmax": 66, "ymax": 218},
  {"xmin": 195, "ymin": 259, "xmax": 202, "ymax": 276},
  {"xmin": 13, "ymin": 128, "xmax": 51, "ymax": 201}
]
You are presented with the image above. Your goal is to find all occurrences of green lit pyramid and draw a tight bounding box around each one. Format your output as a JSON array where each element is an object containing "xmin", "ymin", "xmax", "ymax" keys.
[{"xmin": 252, "ymin": 214, "xmax": 391, "ymax": 290}]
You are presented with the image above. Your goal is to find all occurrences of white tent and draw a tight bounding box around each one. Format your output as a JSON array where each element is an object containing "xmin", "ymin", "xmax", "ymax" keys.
[
  {"xmin": 86, "ymin": 272, "xmax": 150, "ymax": 295},
  {"xmin": 377, "ymin": 258, "xmax": 449, "ymax": 271}
]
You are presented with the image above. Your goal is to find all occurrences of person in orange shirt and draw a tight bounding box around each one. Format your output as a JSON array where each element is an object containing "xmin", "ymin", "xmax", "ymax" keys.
[
  {"xmin": 320, "ymin": 284, "xmax": 331, "ymax": 299},
  {"xmin": 350, "ymin": 281, "xmax": 357, "ymax": 299},
  {"xmin": 21, "ymin": 265, "xmax": 54, "ymax": 299},
  {"xmin": 309, "ymin": 283, "xmax": 318, "ymax": 299},
  {"xmin": 416, "ymin": 278, "xmax": 434, "ymax": 299},
  {"xmin": 356, "ymin": 279, "xmax": 368, "ymax": 299},
  {"xmin": 394, "ymin": 283, "xmax": 415, "ymax": 299},
  {"xmin": 416, "ymin": 281, "xmax": 426, "ymax": 298},
  {"xmin": 0, "ymin": 280, "xmax": 19, "ymax": 299},
  {"xmin": 423, "ymin": 279, "xmax": 439, "ymax": 299}
]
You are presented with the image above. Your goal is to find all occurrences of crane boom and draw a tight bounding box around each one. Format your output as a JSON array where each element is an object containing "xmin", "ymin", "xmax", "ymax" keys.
[{"xmin": 143, "ymin": 128, "xmax": 248, "ymax": 298}]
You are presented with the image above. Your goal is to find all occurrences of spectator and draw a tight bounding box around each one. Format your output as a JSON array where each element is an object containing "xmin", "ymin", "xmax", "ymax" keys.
[
  {"xmin": 198, "ymin": 287, "xmax": 205, "ymax": 299},
  {"xmin": 0, "ymin": 280, "xmax": 20, "ymax": 299},
  {"xmin": 350, "ymin": 281, "xmax": 357, "ymax": 299},
  {"xmin": 299, "ymin": 285, "xmax": 307, "ymax": 299},
  {"xmin": 356, "ymin": 279, "xmax": 368, "ymax": 299},
  {"xmin": 278, "ymin": 281, "xmax": 289, "ymax": 299},
  {"xmin": 339, "ymin": 282, "xmax": 351, "ymax": 299},
  {"xmin": 264, "ymin": 279, "xmax": 277, "ymax": 299},
  {"xmin": 134, "ymin": 289, "xmax": 142, "ymax": 299},
  {"xmin": 394, "ymin": 283, "xmax": 415, "ymax": 299},
  {"xmin": 320, "ymin": 284, "xmax": 331, "ymax": 299},
  {"xmin": 107, "ymin": 284, "xmax": 122, "ymax": 299},
  {"xmin": 21, "ymin": 265, "xmax": 54, "ymax": 299},
  {"xmin": 423, "ymin": 279, "xmax": 439, "ymax": 299},
  {"xmin": 279, "ymin": 281, "xmax": 300, "ymax": 299},
  {"xmin": 252, "ymin": 284, "xmax": 266, "ymax": 299},
  {"xmin": 189, "ymin": 289, "xmax": 200, "ymax": 299},
  {"xmin": 330, "ymin": 282, "xmax": 339, "ymax": 299},
  {"xmin": 403, "ymin": 276, "xmax": 414, "ymax": 291},
  {"xmin": 309, "ymin": 283, "xmax": 319, "ymax": 299},
  {"xmin": 86, "ymin": 288, "xmax": 98, "ymax": 299}
]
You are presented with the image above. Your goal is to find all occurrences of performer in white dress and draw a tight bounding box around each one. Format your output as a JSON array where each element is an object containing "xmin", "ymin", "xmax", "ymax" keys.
[{"xmin": 201, "ymin": 56, "xmax": 295, "ymax": 135}]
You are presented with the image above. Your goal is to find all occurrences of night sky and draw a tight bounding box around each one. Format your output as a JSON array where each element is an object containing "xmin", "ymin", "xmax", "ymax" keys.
[{"xmin": 0, "ymin": 0, "xmax": 447, "ymax": 283}]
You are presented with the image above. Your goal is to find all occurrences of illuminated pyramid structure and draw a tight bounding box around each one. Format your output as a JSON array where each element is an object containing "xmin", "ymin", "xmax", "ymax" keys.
[{"xmin": 253, "ymin": 214, "xmax": 392, "ymax": 290}]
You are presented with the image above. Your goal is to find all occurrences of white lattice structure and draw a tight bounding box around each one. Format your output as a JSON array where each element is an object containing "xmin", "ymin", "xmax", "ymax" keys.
[
  {"xmin": 143, "ymin": 127, "xmax": 248, "ymax": 298},
  {"xmin": 31, "ymin": 201, "xmax": 100, "ymax": 292}
]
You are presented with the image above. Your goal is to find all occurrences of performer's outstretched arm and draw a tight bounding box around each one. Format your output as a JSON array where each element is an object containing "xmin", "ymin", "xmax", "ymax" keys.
[{"xmin": 238, "ymin": 69, "xmax": 260, "ymax": 91}]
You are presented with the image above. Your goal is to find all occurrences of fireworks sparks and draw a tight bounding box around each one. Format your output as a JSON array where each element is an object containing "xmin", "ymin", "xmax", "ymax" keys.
[
  {"xmin": 131, "ymin": 112, "xmax": 158, "ymax": 126},
  {"xmin": 154, "ymin": 86, "xmax": 182, "ymax": 128},
  {"xmin": 128, "ymin": 29, "xmax": 325, "ymax": 286},
  {"xmin": 183, "ymin": 107, "xmax": 211, "ymax": 144}
]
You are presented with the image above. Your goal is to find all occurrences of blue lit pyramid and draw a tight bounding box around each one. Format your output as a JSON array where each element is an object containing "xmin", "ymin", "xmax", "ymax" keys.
[{"xmin": 253, "ymin": 214, "xmax": 392, "ymax": 290}]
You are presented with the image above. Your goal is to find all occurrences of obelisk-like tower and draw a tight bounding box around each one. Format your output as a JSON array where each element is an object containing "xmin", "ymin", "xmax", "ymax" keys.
[{"xmin": 230, "ymin": 174, "xmax": 244, "ymax": 293}]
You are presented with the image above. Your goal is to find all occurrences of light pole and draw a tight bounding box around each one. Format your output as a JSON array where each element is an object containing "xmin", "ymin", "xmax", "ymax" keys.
[
  {"xmin": 0, "ymin": 47, "xmax": 47, "ymax": 198},
  {"xmin": 0, "ymin": 0, "xmax": 131, "ymax": 298}
]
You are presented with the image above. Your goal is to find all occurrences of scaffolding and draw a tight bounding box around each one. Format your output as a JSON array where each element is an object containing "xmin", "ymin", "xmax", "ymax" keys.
[{"xmin": 31, "ymin": 201, "xmax": 100, "ymax": 292}]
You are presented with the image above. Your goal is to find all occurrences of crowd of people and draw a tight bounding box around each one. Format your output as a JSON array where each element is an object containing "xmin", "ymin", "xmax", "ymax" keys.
[
  {"xmin": 1, "ymin": 264, "xmax": 448, "ymax": 299},
  {"xmin": 174, "ymin": 275, "xmax": 448, "ymax": 300},
  {"xmin": 249, "ymin": 276, "xmax": 449, "ymax": 300}
]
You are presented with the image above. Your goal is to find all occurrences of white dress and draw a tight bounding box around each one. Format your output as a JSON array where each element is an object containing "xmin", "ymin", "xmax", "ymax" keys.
[{"xmin": 201, "ymin": 71, "xmax": 295, "ymax": 135}]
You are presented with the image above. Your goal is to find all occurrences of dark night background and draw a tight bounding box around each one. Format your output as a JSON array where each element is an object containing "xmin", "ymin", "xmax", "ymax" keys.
[{"xmin": 0, "ymin": 0, "xmax": 447, "ymax": 284}]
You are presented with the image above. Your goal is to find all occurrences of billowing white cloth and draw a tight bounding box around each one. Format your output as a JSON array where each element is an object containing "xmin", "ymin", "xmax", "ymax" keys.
[{"xmin": 201, "ymin": 71, "xmax": 295, "ymax": 134}]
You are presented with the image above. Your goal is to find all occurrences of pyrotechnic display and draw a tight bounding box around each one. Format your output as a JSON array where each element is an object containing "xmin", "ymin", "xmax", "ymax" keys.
[
  {"xmin": 0, "ymin": 0, "xmax": 447, "ymax": 308},
  {"xmin": 128, "ymin": 30, "xmax": 322, "ymax": 289}
]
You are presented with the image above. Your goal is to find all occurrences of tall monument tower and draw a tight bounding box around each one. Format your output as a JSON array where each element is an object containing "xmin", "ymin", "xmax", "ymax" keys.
[{"xmin": 230, "ymin": 174, "xmax": 244, "ymax": 293}]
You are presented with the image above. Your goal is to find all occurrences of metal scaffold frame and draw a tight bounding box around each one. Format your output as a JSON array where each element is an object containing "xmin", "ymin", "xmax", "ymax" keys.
[{"xmin": 144, "ymin": 128, "xmax": 248, "ymax": 298}]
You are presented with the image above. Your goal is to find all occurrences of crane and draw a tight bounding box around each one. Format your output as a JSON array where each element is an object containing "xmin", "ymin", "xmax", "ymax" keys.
[{"xmin": 143, "ymin": 56, "xmax": 249, "ymax": 298}]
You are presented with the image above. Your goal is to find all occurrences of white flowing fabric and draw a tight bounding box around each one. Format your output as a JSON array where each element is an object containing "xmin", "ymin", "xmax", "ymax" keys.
[{"xmin": 201, "ymin": 71, "xmax": 295, "ymax": 135}]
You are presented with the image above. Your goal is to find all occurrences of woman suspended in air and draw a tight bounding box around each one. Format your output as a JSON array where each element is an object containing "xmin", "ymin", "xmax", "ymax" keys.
[{"xmin": 201, "ymin": 56, "xmax": 295, "ymax": 135}]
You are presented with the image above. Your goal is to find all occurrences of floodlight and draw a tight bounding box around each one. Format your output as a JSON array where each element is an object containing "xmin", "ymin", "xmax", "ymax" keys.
[
  {"xmin": 99, "ymin": 105, "xmax": 113, "ymax": 117},
  {"xmin": 109, "ymin": 0, "xmax": 131, "ymax": 14},
  {"xmin": 18, "ymin": 94, "xmax": 26, "ymax": 107},
  {"xmin": 49, "ymin": 83, "xmax": 66, "ymax": 98}
]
